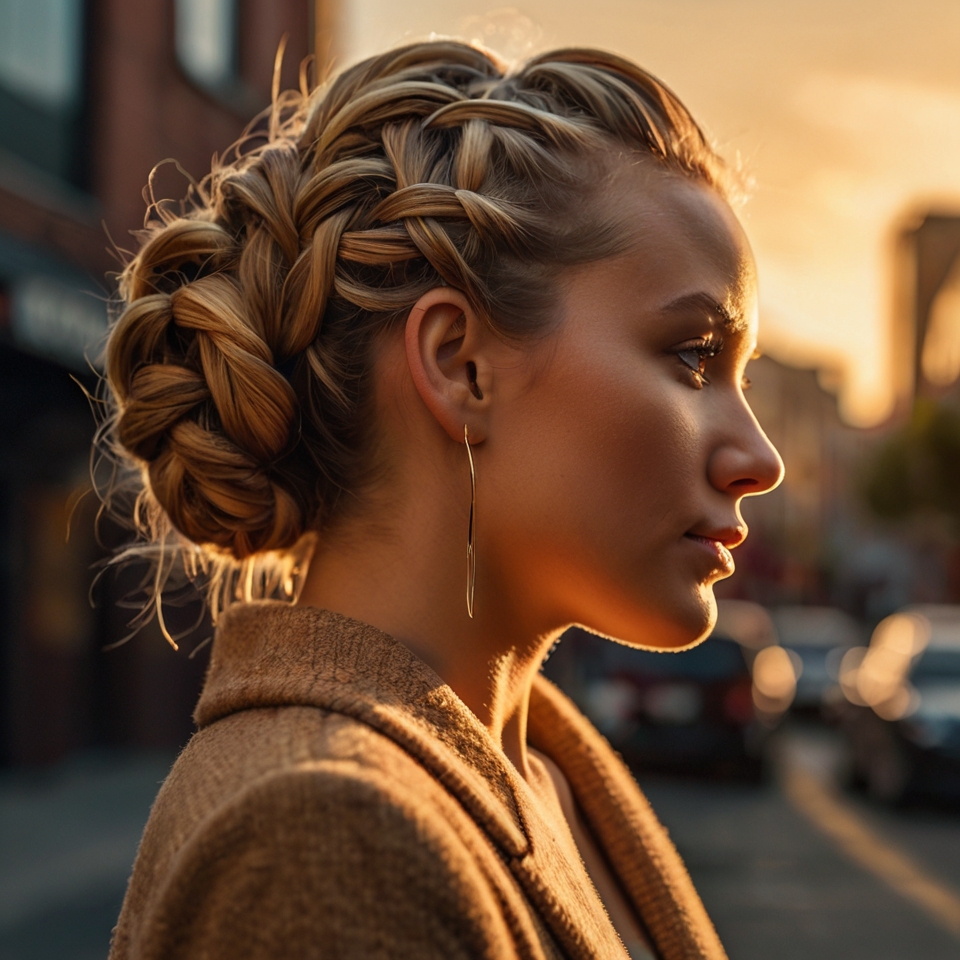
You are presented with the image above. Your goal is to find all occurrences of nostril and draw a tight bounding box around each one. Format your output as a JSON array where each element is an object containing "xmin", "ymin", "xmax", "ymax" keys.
[{"xmin": 730, "ymin": 477, "xmax": 756, "ymax": 489}]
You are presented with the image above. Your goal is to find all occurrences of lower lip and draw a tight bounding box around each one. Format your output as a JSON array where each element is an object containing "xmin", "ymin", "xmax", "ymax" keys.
[{"xmin": 684, "ymin": 534, "xmax": 735, "ymax": 574}]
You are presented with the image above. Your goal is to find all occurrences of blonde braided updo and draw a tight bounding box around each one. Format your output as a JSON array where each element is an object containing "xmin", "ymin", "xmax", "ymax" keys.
[{"xmin": 103, "ymin": 41, "xmax": 726, "ymax": 613}]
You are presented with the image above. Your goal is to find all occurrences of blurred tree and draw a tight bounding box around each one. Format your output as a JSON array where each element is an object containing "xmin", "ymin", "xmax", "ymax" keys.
[{"xmin": 861, "ymin": 399, "xmax": 960, "ymax": 531}]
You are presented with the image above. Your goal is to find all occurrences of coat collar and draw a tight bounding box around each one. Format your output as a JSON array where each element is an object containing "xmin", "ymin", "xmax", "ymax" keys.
[
  {"xmin": 194, "ymin": 602, "xmax": 723, "ymax": 960},
  {"xmin": 195, "ymin": 601, "xmax": 530, "ymax": 858}
]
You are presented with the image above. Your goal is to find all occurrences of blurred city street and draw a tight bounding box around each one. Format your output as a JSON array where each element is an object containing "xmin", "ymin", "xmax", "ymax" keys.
[
  {"xmin": 3, "ymin": 1, "xmax": 960, "ymax": 958},
  {"xmin": 2, "ymin": 726, "xmax": 960, "ymax": 960},
  {"xmin": 0, "ymin": 752, "xmax": 173, "ymax": 960},
  {"xmin": 644, "ymin": 726, "xmax": 960, "ymax": 960}
]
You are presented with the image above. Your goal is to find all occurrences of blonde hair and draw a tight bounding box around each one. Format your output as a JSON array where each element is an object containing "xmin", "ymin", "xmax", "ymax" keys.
[{"xmin": 102, "ymin": 41, "xmax": 725, "ymax": 625}]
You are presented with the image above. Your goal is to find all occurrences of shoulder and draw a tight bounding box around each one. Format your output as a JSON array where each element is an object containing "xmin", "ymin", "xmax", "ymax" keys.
[
  {"xmin": 114, "ymin": 711, "xmax": 516, "ymax": 960},
  {"xmin": 172, "ymin": 759, "xmax": 492, "ymax": 895}
]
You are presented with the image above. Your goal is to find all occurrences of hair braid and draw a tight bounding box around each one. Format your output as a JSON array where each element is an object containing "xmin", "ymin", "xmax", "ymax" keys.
[{"xmin": 101, "ymin": 38, "xmax": 727, "ymax": 617}]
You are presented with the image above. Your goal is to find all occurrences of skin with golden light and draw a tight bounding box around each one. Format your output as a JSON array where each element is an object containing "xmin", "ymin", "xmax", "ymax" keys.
[
  {"xmin": 298, "ymin": 163, "xmax": 784, "ymax": 782},
  {"xmin": 481, "ymin": 169, "xmax": 784, "ymax": 653}
]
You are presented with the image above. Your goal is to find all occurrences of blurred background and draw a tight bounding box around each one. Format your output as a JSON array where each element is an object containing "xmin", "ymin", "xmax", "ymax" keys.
[{"xmin": 1, "ymin": 1, "xmax": 960, "ymax": 958}]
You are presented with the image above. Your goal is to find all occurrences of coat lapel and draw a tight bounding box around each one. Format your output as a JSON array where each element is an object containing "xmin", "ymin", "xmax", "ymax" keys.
[
  {"xmin": 528, "ymin": 675, "xmax": 729, "ymax": 960},
  {"xmin": 508, "ymin": 773, "xmax": 632, "ymax": 959}
]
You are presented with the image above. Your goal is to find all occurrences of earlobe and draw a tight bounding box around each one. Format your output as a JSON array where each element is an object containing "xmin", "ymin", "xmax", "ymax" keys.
[{"xmin": 404, "ymin": 287, "xmax": 489, "ymax": 443}]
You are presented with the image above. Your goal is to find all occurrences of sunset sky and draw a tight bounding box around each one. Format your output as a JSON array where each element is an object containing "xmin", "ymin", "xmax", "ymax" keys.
[{"xmin": 338, "ymin": 0, "xmax": 960, "ymax": 425}]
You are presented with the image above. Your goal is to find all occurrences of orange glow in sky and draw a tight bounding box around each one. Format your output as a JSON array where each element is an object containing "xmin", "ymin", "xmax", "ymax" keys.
[{"xmin": 338, "ymin": 0, "xmax": 960, "ymax": 426}]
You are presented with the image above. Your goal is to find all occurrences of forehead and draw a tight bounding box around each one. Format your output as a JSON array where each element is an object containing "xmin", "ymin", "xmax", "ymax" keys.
[{"xmin": 581, "ymin": 162, "xmax": 757, "ymax": 328}]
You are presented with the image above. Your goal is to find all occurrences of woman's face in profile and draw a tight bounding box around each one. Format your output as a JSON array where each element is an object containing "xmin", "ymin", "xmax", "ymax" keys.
[{"xmin": 484, "ymin": 165, "xmax": 784, "ymax": 650}]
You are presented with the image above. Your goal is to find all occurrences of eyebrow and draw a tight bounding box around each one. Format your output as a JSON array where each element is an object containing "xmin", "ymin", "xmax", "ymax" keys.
[{"xmin": 658, "ymin": 291, "xmax": 746, "ymax": 334}]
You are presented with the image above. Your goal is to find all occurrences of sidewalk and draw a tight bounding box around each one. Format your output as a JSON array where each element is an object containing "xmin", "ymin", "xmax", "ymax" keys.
[{"xmin": 0, "ymin": 751, "xmax": 174, "ymax": 960}]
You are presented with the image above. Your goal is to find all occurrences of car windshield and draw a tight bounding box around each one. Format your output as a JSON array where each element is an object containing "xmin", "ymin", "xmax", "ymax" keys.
[
  {"xmin": 911, "ymin": 649, "xmax": 960, "ymax": 684},
  {"xmin": 603, "ymin": 637, "xmax": 747, "ymax": 681}
]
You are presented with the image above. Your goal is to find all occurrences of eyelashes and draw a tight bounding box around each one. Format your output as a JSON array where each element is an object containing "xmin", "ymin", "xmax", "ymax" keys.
[
  {"xmin": 675, "ymin": 337, "xmax": 724, "ymax": 386},
  {"xmin": 674, "ymin": 338, "xmax": 754, "ymax": 390}
]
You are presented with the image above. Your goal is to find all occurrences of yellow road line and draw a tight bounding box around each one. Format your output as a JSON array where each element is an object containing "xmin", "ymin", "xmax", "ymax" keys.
[{"xmin": 782, "ymin": 764, "xmax": 960, "ymax": 940}]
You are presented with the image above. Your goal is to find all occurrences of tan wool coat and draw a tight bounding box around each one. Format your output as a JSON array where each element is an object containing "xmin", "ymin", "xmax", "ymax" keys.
[{"xmin": 109, "ymin": 603, "xmax": 728, "ymax": 960}]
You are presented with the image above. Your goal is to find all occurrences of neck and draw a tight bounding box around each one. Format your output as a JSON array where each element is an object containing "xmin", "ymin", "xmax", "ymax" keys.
[{"xmin": 296, "ymin": 481, "xmax": 559, "ymax": 781}]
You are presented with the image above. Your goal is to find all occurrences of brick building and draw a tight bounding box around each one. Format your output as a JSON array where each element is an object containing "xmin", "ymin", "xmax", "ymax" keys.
[{"xmin": 0, "ymin": 0, "xmax": 312, "ymax": 764}]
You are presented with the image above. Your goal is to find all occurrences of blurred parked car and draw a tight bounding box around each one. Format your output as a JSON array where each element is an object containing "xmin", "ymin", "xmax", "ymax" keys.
[
  {"xmin": 837, "ymin": 605, "xmax": 960, "ymax": 804},
  {"xmin": 544, "ymin": 602, "xmax": 797, "ymax": 781},
  {"xmin": 771, "ymin": 605, "xmax": 860, "ymax": 714}
]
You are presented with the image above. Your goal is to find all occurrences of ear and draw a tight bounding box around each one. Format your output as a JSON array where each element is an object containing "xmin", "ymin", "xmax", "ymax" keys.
[{"xmin": 404, "ymin": 287, "xmax": 491, "ymax": 444}]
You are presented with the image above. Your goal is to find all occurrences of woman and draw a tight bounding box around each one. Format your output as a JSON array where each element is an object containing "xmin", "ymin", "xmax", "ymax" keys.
[{"xmin": 105, "ymin": 40, "xmax": 782, "ymax": 960}]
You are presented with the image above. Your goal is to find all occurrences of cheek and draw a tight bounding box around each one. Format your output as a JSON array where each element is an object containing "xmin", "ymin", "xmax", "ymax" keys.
[
  {"xmin": 490, "ymin": 354, "xmax": 703, "ymax": 559},
  {"xmin": 487, "ymin": 365, "xmax": 715, "ymax": 646},
  {"xmin": 574, "ymin": 393, "xmax": 700, "ymax": 554}
]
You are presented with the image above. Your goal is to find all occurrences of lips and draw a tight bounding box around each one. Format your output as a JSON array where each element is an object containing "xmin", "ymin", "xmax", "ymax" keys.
[
  {"xmin": 684, "ymin": 525, "xmax": 747, "ymax": 550},
  {"xmin": 682, "ymin": 524, "xmax": 745, "ymax": 574},
  {"xmin": 684, "ymin": 533, "xmax": 736, "ymax": 572}
]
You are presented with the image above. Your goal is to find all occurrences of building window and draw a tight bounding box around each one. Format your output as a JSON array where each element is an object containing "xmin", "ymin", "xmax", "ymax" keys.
[
  {"xmin": 175, "ymin": 0, "xmax": 239, "ymax": 93},
  {"xmin": 0, "ymin": 0, "xmax": 86, "ymax": 186}
]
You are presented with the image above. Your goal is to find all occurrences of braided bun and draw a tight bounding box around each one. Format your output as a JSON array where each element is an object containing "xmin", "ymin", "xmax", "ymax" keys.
[{"xmin": 102, "ymin": 39, "xmax": 725, "ymax": 608}]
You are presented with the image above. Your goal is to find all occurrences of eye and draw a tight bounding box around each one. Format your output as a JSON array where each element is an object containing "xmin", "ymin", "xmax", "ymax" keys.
[{"xmin": 675, "ymin": 338, "xmax": 723, "ymax": 386}]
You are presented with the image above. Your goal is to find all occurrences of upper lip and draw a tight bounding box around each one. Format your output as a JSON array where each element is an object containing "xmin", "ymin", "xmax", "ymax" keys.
[{"xmin": 684, "ymin": 525, "xmax": 747, "ymax": 550}]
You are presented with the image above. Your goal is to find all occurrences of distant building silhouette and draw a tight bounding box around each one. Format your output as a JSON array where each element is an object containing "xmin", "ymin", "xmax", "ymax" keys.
[{"xmin": 893, "ymin": 212, "xmax": 960, "ymax": 408}]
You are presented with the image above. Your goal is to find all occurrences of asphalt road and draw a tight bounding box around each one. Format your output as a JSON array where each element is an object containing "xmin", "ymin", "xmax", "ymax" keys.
[
  {"xmin": 0, "ymin": 726, "xmax": 958, "ymax": 960},
  {"xmin": 0, "ymin": 752, "xmax": 174, "ymax": 960},
  {"xmin": 640, "ymin": 726, "xmax": 960, "ymax": 960}
]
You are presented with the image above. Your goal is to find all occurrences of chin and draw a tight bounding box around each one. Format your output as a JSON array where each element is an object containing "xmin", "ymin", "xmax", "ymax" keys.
[{"xmin": 580, "ymin": 583, "xmax": 718, "ymax": 652}]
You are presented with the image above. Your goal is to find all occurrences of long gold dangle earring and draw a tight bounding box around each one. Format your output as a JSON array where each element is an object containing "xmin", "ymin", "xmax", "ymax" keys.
[{"xmin": 464, "ymin": 424, "xmax": 477, "ymax": 619}]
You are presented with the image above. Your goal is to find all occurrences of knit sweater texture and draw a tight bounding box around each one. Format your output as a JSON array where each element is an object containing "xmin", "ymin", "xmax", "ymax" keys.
[{"xmin": 109, "ymin": 602, "xmax": 728, "ymax": 960}]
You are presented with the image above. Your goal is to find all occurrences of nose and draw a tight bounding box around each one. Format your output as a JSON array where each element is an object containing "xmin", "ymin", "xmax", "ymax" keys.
[{"xmin": 707, "ymin": 402, "xmax": 784, "ymax": 497}]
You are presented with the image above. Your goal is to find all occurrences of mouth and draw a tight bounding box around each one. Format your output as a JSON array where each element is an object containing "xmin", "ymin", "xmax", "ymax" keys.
[{"xmin": 683, "ymin": 528, "xmax": 743, "ymax": 574}]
